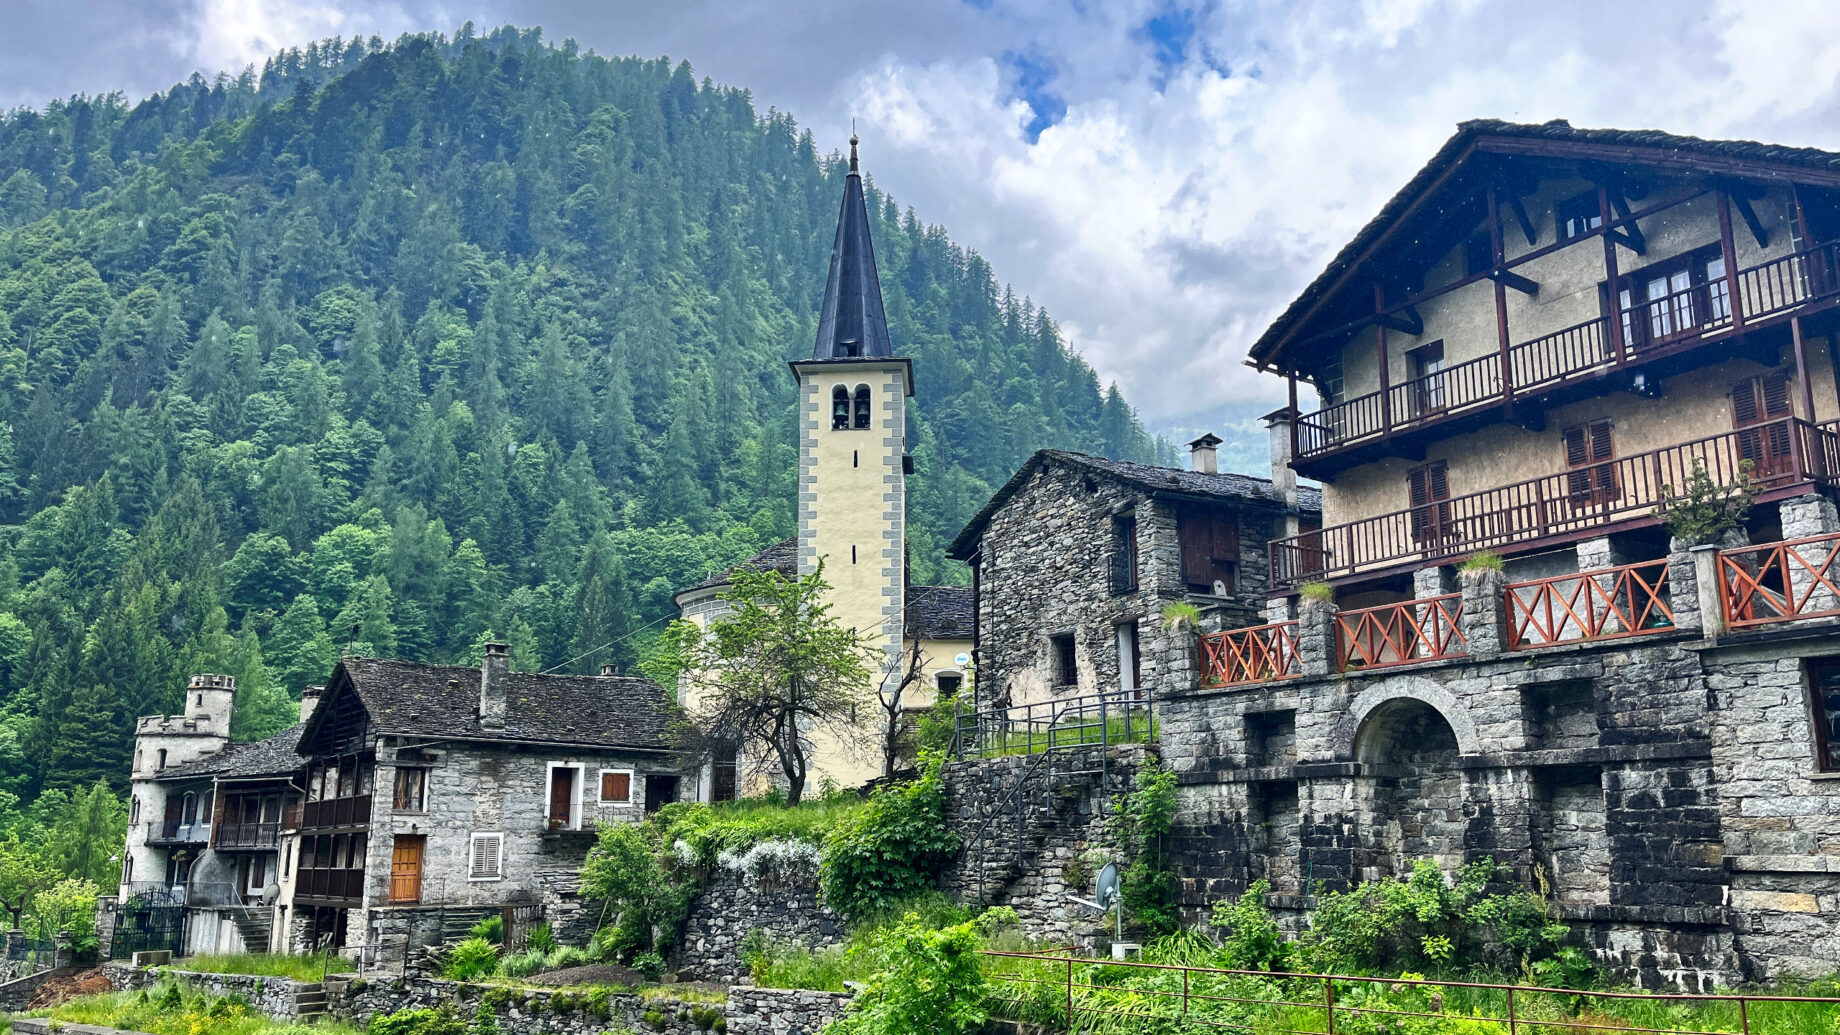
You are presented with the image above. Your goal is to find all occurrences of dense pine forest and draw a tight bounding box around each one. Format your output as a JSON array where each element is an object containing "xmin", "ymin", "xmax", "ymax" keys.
[{"xmin": 0, "ymin": 22, "xmax": 1170, "ymax": 829}]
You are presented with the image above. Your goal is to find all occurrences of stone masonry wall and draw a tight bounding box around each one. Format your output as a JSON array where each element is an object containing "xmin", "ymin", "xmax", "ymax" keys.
[
  {"xmin": 942, "ymin": 744, "xmax": 1149, "ymax": 944},
  {"xmin": 103, "ymin": 962, "xmax": 312, "ymax": 1019},
  {"xmin": 726, "ymin": 987, "xmax": 851, "ymax": 1035},
  {"xmin": 973, "ymin": 457, "xmax": 1286, "ymax": 711},
  {"xmin": 1153, "ymin": 516, "xmax": 1840, "ymax": 988},
  {"xmin": 678, "ymin": 868, "xmax": 846, "ymax": 982}
]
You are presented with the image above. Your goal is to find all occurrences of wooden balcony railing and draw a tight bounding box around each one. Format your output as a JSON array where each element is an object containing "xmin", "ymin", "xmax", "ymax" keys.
[
  {"xmin": 300, "ymin": 794, "xmax": 372, "ymax": 830},
  {"xmin": 295, "ymin": 867, "xmax": 365, "ymax": 904},
  {"xmin": 1199, "ymin": 622, "xmax": 1301, "ymax": 687},
  {"xmin": 1719, "ymin": 530, "xmax": 1840, "ymax": 628},
  {"xmin": 1505, "ymin": 560, "xmax": 1675, "ymax": 649},
  {"xmin": 213, "ymin": 821, "xmax": 281, "ymax": 849},
  {"xmin": 1273, "ymin": 418, "xmax": 1840, "ymax": 585},
  {"xmin": 1335, "ymin": 594, "xmax": 1466, "ymax": 670},
  {"xmin": 1294, "ymin": 242, "xmax": 1840, "ymax": 462}
]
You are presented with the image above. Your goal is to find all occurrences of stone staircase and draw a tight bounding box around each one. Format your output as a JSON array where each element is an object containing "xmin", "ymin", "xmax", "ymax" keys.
[
  {"xmin": 953, "ymin": 749, "xmax": 1118, "ymax": 906},
  {"xmin": 292, "ymin": 982, "xmax": 328, "ymax": 1023},
  {"xmin": 439, "ymin": 907, "xmax": 500, "ymax": 945},
  {"xmin": 228, "ymin": 905, "xmax": 274, "ymax": 954}
]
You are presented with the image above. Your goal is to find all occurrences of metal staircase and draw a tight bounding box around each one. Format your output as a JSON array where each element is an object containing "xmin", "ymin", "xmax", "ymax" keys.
[{"xmin": 951, "ymin": 688, "xmax": 1155, "ymax": 904}]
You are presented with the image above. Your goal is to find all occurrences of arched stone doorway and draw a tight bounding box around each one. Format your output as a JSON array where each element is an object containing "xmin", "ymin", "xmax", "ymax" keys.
[{"xmin": 1353, "ymin": 697, "xmax": 1467, "ymax": 879}]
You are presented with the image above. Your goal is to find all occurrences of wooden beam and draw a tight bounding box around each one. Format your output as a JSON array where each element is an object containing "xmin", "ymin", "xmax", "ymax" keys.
[
  {"xmin": 1373, "ymin": 307, "xmax": 1424, "ymax": 336},
  {"xmin": 1478, "ymin": 136, "xmax": 1840, "ymax": 191},
  {"xmin": 1601, "ymin": 186, "xmax": 1626, "ymax": 366},
  {"xmin": 1605, "ymin": 192, "xmax": 1647, "ymax": 255},
  {"xmin": 1794, "ymin": 316, "xmax": 1817, "ymax": 425},
  {"xmin": 1717, "ymin": 192, "xmax": 1746, "ymax": 334},
  {"xmin": 1732, "ymin": 193, "xmax": 1769, "ymax": 248},
  {"xmin": 1507, "ymin": 192, "xmax": 1537, "ymax": 246},
  {"xmin": 1489, "ymin": 184, "xmax": 1514, "ymax": 407},
  {"xmin": 1488, "ymin": 269, "xmax": 1540, "ymax": 296},
  {"xmin": 1375, "ymin": 283, "xmax": 1392, "ymax": 434}
]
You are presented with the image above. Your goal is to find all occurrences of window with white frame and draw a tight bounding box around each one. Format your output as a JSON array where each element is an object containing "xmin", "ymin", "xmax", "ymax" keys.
[
  {"xmin": 469, "ymin": 832, "xmax": 504, "ymax": 880},
  {"xmin": 599, "ymin": 769, "xmax": 635, "ymax": 805}
]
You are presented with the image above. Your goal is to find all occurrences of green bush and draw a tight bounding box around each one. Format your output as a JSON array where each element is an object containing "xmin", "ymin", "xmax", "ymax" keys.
[
  {"xmin": 634, "ymin": 950, "xmax": 665, "ymax": 980},
  {"xmin": 819, "ymin": 752, "xmax": 960, "ymax": 921},
  {"xmin": 1209, "ymin": 879, "xmax": 1287, "ymax": 970},
  {"xmin": 1108, "ymin": 758, "xmax": 1179, "ymax": 937},
  {"xmin": 469, "ymin": 916, "xmax": 503, "ymax": 944},
  {"xmin": 441, "ymin": 937, "xmax": 500, "ymax": 982},
  {"xmin": 367, "ymin": 1007, "xmax": 466, "ymax": 1035},
  {"xmin": 525, "ymin": 922, "xmax": 557, "ymax": 955},
  {"xmin": 823, "ymin": 912, "xmax": 987, "ymax": 1035}
]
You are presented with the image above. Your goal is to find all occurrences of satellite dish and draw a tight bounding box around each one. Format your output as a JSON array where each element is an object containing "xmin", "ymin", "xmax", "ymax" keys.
[
  {"xmin": 261, "ymin": 883, "xmax": 280, "ymax": 905},
  {"xmin": 1066, "ymin": 861, "xmax": 1125, "ymax": 941}
]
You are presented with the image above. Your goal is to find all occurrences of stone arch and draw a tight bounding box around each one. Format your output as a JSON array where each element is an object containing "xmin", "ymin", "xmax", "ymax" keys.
[{"xmin": 1338, "ymin": 676, "xmax": 1482, "ymax": 761}]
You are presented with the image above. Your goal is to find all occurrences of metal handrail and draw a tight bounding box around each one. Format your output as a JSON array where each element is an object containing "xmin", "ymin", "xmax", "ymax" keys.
[{"xmin": 953, "ymin": 688, "xmax": 1154, "ymax": 761}]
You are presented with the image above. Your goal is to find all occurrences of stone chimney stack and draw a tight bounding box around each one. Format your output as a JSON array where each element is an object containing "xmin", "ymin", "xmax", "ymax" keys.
[
  {"xmin": 480, "ymin": 643, "xmax": 510, "ymax": 729},
  {"xmin": 299, "ymin": 685, "xmax": 323, "ymax": 725},
  {"xmin": 1188, "ymin": 433, "xmax": 1223, "ymax": 475},
  {"xmin": 1263, "ymin": 407, "xmax": 1300, "ymax": 508},
  {"xmin": 599, "ymin": 664, "xmax": 620, "ymax": 677}
]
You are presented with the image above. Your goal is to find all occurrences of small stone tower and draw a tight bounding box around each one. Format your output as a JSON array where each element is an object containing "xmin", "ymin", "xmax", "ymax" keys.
[
  {"xmin": 790, "ymin": 135, "xmax": 912, "ymax": 787},
  {"xmin": 131, "ymin": 673, "xmax": 235, "ymax": 778}
]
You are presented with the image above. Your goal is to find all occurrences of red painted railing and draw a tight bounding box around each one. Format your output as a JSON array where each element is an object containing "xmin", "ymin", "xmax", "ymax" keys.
[
  {"xmin": 1199, "ymin": 622, "xmax": 1301, "ymax": 687},
  {"xmin": 1505, "ymin": 560, "xmax": 1675, "ymax": 649},
  {"xmin": 1720, "ymin": 530, "xmax": 1840, "ymax": 628},
  {"xmin": 1335, "ymin": 594, "xmax": 1465, "ymax": 670}
]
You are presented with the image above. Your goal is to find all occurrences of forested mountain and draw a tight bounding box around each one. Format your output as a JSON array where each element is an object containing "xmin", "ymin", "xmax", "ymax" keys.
[{"xmin": 0, "ymin": 24, "xmax": 1171, "ymax": 802}]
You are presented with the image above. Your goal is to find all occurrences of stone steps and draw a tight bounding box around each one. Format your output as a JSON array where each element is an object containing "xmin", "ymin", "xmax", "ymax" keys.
[{"xmin": 293, "ymin": 982, "xmax": 327, "ymax": 1023}]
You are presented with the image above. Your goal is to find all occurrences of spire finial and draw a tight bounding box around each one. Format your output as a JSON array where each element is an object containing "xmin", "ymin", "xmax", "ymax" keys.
[{"xmin": 849, "ymin": 121, "xmax": 860, "ymax": 174}]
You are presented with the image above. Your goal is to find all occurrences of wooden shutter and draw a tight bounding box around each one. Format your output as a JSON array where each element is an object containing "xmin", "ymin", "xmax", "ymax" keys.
[
  {"xmin": 601, "ymin": 771, "xmax": 632, "ymax": 803},
  {"xmin": 1733, "ymin": 373, "xmax": 1796, "ymax": 479},
  {"xmin": 1564, "ymin": 420, "xmax": 1618, "ymax": 507},
  {"xmin": 1177, "ymin": 509, "xmax": 1212, "ymax": 591},
  {"xmin": 1407, "ymin": 461, "xmax": 1451, "ymax": 545},
  {"xmin": 469, "ymin": 834, "xmax": 502, "ymax": 879}
]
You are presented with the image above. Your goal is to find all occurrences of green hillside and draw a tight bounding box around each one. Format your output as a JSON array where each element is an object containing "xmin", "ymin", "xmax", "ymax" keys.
[{"xmin": 0, "ymin": 24, "xmax": 1171, "ymax": 800}]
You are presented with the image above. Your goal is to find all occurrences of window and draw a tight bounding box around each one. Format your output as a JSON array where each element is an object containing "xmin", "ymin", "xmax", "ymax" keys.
[
  {"xmin": 711, "ymin": 742, "xmax": 739, "ymax": 803},
  {"xmin": 547, "ymin": 765, "xmax": 581, "ymax": 830},
  {"xmin": 1463, "ymin": 231, "xmax": 1493, "ymax": 277},
  {"xmin": 1316, "ymin": 360, "xmax": 1345, "ymax": 408},
  {"xmin": 1406, "ymin": 461, "xmax": 1453, "ymax": 546},
  {"xmin": 1118, "ymin": 622, "xmax": 1142, "ymax": 694},
  {"xmin": 130, "ymin": 797, "xmax": 140, "ymax": 825},
  {"xmin": 599, "ymin": 769, "xmax": 634, "ymax": 805},
  {"xmin": 1177, "ymin": 506, "xmax": 1239, "ymax": 595},
  {"xmin": 1563, "ymin": 419, "xmax": 1618, "ymax": 508},
  {"xmin": 122, "ymin": 856, "xmax": 133, "ymax": 884},
  {"xmin": 1110, "ymin": 514, "xmax": 1139, "ymax": 596},
  {"xmin": 831, "ymin": 386, "xmax": 850, "ymax": 430},
  {"xmin": 469, "ymin": 833, "xmax": 504, "ymax": 881},
  {"xmin": 1732, "ymin": 371, "xmax": 1796, "ymax": 479},
  {"xmin": 1806, "ymin": 659, "xmax": 1840, "ymax": 772},
  {"xmin": 935, "ymin": 672, "xmax": 963, "ymax": 701},
  {"xmin": 1557, "ymin": 191, "xmax": 1602, "ymax": 241},
  {"xmin": 1051, "ymin": 633, "xmax": 1078, "ymax": 688},
  {"xmin": 1616, "ymin": 246, "xmax": 1729, "ymax": 350},
  {"xmin": 853, "ymin": 385, "xmax": 872, "ymax": 429},
  {"xmin": 392, "ymin": 767, "xmax": 427, "ymax": 812},
  {"xmin": 1405, "ymin": 341, "xmax": 1446, "ymax": 414},
  {"xmin": 181, "ymin": 792, "xmax": 197, "ymax": 826},
  {"xmin": 157, "ymin": 749, "xmax": 167, "ymax": 771}
]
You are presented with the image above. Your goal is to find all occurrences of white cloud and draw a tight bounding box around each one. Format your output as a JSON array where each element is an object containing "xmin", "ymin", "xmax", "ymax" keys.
[{"xmin": 189, "ymin": 0, "xmax": 428, "ymax": 73}]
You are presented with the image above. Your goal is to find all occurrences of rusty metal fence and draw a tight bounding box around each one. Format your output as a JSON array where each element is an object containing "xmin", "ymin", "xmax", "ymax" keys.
[{"xmin": 981, "ymin": 952, "xmax": 1840, "ymax": 1035}]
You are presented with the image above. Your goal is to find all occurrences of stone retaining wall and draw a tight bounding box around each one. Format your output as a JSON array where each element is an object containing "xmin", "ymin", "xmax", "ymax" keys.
[
  {"xmin": 101, "ymin": 962, "xmax": 310, "ymax": 1020},
  {"xmin": 678, "ymin": 869, "xmax": 845, "ymax": 982},
  {"xmin": 726, "ymin": 987, "xmax": 850, "ymax": 1034}
]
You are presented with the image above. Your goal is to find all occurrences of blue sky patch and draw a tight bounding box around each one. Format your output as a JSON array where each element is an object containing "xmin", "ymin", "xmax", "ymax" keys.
[{"xmin": 1002, "ymin": 49, "xmax": 1067, "ymax": 143}]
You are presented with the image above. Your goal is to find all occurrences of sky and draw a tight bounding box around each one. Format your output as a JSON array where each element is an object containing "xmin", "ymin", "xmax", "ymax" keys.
[{"xmin": 7, "ymin": 0, "xmax": 1840, "ymax": 435}]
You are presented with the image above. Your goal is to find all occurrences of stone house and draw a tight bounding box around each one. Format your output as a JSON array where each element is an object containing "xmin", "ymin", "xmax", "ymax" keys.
[
  {"xmin": 116, "ymin": 675, "xmax": 304, "ymax": 956},
  {"xmin": 284, "ymin": 646, "xmax": 686, "ymax": 955},
  {"xmin": 114, "ymin": 649, "xmax": 687, "ymax": 961},
  {"xmin": 1172, "ymin": 119, "xmax": 1840, "ymax": 986},
  {"xmin": 947, "ymin": 440, "xmax": 1321, "ymax": 713}
]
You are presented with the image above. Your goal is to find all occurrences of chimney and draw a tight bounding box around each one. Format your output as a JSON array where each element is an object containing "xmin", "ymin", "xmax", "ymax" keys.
[
  {"xmin": 480, "ymin": 643, "xmax": 509, "ymax": 729},
  {"xmin": 1262, "ymin": 408, "xmax": 1300, "ymax": 507},
  {"xmin": 599, "ymin": 664, "xmax": 620, "ymax": 677},
  {"xmin": 1187, "ymin": 433, "xmax": 1223, "ymax": 475},
  {"xmin": 299, "ymin": 685, "xmax": 324, "ymax": 725}
]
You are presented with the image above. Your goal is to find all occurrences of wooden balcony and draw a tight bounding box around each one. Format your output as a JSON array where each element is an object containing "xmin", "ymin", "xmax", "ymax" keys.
[
  {"xmin": 1295, "ymin": 243, "xmax": 1840, "ymax": 469},
  {"xmin": 1272, "ymin": 417, "xmax": 1840, "ymax": 586},
  {"xmin": 295, "ymin": 866, "xmax": 365, "ymax": 906},
  {"xmin": 299, "ymin": 794, "xmax": 372, "ymax": 831},
  {"xmin": 1199, "ymin": 622, "xmax": 1301, "ymax": 687},
  {"xmin": 1719, "ymin": 530, "xmax": 1840, "ymax": 628},
  {"xmin": 1505, "ymin": 560, "xmax": 1675, "ymax": 648},
  {"xmin": 213, "ymin": 821, "xmax": 281, "ymax": 850},
  {"xmin": 1335, "ymin": 595, "xmax": 1466, "ymax": 670}
]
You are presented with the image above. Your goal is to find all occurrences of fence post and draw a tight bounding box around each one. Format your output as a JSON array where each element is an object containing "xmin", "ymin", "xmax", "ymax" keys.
[
  {"xmin": 1183, "ymin": 967, "xmax": 1190, "ymax": 1019},
  {"xmin": 1507, "ymin": 987, "xmax": 1517, "ymax": 1035},
  {"xmin": 1739, "ymin": 997, "xmax": 1750, "ymax": 1035},
  {"xmin": 1324, "ymin": 977, "xmax": 1336, "ymax": 1035},
  {"xmin": 1066, "ymin": 956, "xmax": 1074, "ymax": 1029}
]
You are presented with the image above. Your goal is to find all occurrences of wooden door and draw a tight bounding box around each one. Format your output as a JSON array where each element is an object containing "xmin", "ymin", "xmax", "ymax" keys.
[
  {"xmin": 388, "ymin": 834, "xmax": 424, "ymax": 904},
  {"xmin": 1732, "ymin": 372, "xmax": 1795, "ymax": 481},
  {"xmin": 548, "ymin": 767, "xmax": 575, "ymax": 830},
  {"xmin": 162, "ymin": 796, "xmax": 182, "ymax": 839}
]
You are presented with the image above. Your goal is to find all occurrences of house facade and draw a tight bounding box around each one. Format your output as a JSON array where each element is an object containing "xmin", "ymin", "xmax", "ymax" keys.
[
  {"xmin": 948, "ymin": 440, "xmax": 1321, "ymax": 716},
  {"xmin": 1170, "ymin": 120, "xmax": 1840, "ymax": 986},
  {"xmin": 114, "ymin": 651, "xmax": 686, "ymax": 961}
]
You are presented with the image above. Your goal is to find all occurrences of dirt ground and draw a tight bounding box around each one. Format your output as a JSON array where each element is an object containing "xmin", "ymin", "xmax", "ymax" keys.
[
  {"xmin": 527, "ymin": 962, "xmax": 646, "ymax": 987},
  {"xmin": 29, "ymin": 967, "xmax": 113, "ymax": 1008}
]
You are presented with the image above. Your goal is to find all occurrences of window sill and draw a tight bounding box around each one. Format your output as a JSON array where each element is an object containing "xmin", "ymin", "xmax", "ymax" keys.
[
  {"xmin": 467, "ymin": 876, "xmax": 503, "ymax": 883},
  {"xmin": 598, "ymin": 801, "xmax": 635, "ymax": 808}
]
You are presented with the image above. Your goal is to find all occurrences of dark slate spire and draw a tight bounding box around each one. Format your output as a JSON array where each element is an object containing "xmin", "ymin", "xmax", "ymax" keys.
[{"xmin": 813, "ymin": 133, "xmax": 894, "ymax": 360}]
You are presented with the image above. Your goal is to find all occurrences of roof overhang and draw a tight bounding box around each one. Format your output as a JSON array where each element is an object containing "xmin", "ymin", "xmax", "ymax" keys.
[{"xmin": 789, "ymin": 357, "xmax": 916, "ymax": 397}]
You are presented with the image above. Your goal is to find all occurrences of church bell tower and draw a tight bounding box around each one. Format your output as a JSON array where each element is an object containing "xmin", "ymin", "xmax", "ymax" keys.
[{"xmin": 791, "ymin": 135, "xmax": 912, "ymax": 783}]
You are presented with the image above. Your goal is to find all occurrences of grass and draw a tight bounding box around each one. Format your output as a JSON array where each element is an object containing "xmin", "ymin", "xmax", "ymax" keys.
[
  {"xmin": 36, "ymin": 987, "xmax": 362, "ymax": 1035},
  {"xmin": 981, "ymin": 953, "xmax": 1840, "ymax": 1035},
  {"xmin": 167, "ymin": 953, "xmax": 354, "ymax": 982},
  {"xmin": 966, "ymin": 712, "xmax": 1158, "ymax": 758}
]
